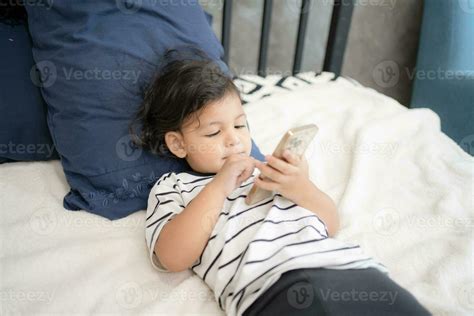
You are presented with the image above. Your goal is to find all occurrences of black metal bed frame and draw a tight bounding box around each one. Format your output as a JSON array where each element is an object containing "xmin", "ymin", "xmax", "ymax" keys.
[{"xmin": 220, "ymin": 0, "xmax": 355, "ymax": 77}]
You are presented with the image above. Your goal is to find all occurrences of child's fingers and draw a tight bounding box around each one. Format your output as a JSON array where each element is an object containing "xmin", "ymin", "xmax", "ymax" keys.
[
  {"xmin": 237, "ymin": 161, "xmax": 255, "ymax": 184},
  {"xmin": 255, "ymin": 160, "xmax": 283, "ymax": 183},
  {"xmin": 281, "ymin": 150, "xmax": 300, "ymax": 166},
  {"xmin": 264, "ymin": 154, "xmax": 297, "ymax": 175},
  {"xmin": 254, "ymin": 175, "xmax": 279, "ymax": 191}
]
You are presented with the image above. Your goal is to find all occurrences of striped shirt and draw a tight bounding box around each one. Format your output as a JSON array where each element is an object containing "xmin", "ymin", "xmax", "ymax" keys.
[{"xmin": 145, "ymin": 168, "xmax": 389, "ymax": 316}]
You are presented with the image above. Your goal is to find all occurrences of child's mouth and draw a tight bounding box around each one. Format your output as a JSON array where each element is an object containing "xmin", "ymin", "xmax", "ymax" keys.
[{"xmin": 223, "ymin": 152, "xmax": 245, "ymax": 159}]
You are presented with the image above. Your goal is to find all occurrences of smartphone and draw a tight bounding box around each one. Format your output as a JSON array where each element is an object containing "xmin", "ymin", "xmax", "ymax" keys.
[{"xmin": 245, "ymin": 123, "xmax": 319, "ymax": 205}]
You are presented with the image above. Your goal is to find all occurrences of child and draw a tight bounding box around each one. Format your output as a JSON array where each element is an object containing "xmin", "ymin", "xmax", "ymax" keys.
[{"xmin": 129, "ymin": 48, "xmax": 431, "ymax": 316}]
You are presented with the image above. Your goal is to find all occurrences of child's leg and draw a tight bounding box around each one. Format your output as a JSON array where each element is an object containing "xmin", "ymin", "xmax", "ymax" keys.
[{"xmin": 243, "ymin": 267, "xmax": 432, "ymax": 316}]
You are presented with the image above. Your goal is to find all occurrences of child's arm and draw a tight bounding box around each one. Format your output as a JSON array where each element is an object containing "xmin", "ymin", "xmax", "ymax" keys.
[
  {"xmin": 296, "ymin": 179, "xmax": 340, "ymax": 238},
  {"xmin": 154, "ymin": 179, "xmax": 227, "ymax": 272}
]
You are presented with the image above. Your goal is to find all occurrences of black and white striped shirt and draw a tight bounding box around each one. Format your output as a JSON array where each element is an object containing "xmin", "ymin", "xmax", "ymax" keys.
[{"xmin": 145, "ymin": 168, "xmax": 389, "ymax": 316}]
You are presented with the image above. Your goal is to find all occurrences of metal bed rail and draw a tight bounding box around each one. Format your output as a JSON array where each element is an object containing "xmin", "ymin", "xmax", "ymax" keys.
[{"xmin": 220, "ymin": 0, "xmax": 355, "ymax": 77}]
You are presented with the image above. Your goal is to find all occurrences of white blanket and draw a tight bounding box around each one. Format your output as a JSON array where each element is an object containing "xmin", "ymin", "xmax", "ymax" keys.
[{"xmin": 1, "ymin": 72, "xmax": 472, "ymax": 315}]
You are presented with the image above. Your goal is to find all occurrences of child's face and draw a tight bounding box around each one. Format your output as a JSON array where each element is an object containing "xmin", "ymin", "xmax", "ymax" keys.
[{"xmin": 165, "ymin": 92, "xmax": 252, "ymax": 174}]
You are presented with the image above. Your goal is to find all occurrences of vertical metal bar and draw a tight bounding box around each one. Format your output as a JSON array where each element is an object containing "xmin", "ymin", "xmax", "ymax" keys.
[
  {"xmin": 323, "ymin": 0, "xmax": 355, "ymax": 76},
  {"xmin": 258, "ymin": 0, "xmax": 273, "ymax": 77},
  {"xmin": 221, "ymin": 0, "xmax": 233, "ymax": 64},
  {"xmin": 293, "ymin": 0, "xmax": 311, "ymax": 75}
]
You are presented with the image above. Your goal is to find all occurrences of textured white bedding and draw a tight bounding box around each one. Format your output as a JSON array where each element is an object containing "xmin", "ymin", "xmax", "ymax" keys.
[{"xmin": 1, "ymin": 72, "xmax": 472, "ymax": 315}]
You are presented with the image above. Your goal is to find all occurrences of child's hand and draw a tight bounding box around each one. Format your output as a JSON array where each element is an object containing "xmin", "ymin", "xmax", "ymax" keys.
[
  {"xmin": 253, "ymin": 150, "xmax": 311, "ymax": 203},
  {"xmin": 212, "ymin": 154, "xmax": 257, "ymax": 198}
]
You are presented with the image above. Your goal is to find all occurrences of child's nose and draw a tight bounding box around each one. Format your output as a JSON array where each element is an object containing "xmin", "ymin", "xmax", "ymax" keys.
[{"xmin": 225, "ymin": 132, "xmax": 241, "ymax": 147}]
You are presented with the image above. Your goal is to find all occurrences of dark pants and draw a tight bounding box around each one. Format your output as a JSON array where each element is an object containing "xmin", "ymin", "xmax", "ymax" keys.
[{"xmin": 242, "ymin": 267, "xmax": 432, "ymax": 316}]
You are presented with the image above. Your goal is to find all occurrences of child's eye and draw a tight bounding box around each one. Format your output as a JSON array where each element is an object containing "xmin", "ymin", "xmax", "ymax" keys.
[
  {"xmin": 205, "ymin": 131, "xmax": 220, "ymax": 137},
  {"xmin": 205, "ymin": 125, "xmax": 246, "ymax": 137}
]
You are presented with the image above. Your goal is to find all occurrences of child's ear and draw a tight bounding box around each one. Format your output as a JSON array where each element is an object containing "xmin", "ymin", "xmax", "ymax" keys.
[{"xmin": 164, "ymin": 131, "xmax": 187, "ymax": 158}]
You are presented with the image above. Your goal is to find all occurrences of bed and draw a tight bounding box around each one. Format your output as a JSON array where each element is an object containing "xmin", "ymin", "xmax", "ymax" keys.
[
  {"xmin": 1, "ymin": 70, "xmax": 473, "ymax": 315},
  {"xmin": 1, "ymin": 1, "xmax": 473, "ymax": 315}
]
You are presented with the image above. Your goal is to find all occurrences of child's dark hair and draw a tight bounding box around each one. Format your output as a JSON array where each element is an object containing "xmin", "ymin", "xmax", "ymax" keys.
[{"xmin": 128, "ymin": 46, "xmax": 241, "ymax": 159}]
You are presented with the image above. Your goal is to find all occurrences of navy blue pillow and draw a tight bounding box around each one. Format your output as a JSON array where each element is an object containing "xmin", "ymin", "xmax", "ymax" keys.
[
  {"xmin": 0, "ymin": 21, "xmax": 59, "ymax": 163},
  {"xmin": 24, "ymin": 1, "xmax": 264, "ymax": 220}
]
